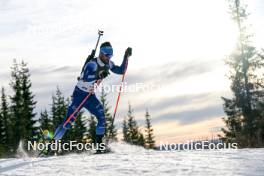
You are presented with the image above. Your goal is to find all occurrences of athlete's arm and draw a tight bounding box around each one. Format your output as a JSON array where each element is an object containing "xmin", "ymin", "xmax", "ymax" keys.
[
  {"xmin": 109, "ymin": 58, "xmax": 128, "ymax": 75},
  {"xmin": 109, "ymin": 47, "xmax": 132, "ymax": 74}
]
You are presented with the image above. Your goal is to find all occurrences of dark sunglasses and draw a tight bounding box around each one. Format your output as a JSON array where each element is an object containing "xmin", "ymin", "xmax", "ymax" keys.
[{"xmin": 104, "ymin": 54, "xmax": 113, "ymax": 58}]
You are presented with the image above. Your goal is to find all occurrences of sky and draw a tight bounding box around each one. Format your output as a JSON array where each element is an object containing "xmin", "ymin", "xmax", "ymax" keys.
[{"xmin": 0, "ymin": 0, "xmax": 263, "ymax": 143}]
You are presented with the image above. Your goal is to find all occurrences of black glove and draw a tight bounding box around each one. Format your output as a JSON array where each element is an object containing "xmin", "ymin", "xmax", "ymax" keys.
[
  {"xmin": 98, "ymin": 70, "xmax": 110, "ymax": 79},
  {"xmin": 124, "ymin": 47, "xmax": 132, "ymax": 59}
]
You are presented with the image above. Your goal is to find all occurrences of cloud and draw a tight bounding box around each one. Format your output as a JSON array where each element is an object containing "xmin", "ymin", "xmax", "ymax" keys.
[
  {"xmin": 114, "ymin": 92, "xmax": 229, "ymax": 128},
  {"xmin": 152, "ymin": 105, "xmax": 224, "ymax": 125},
  {"xmin": 133, "ymin": 92, "xmax": 218, "ymax": 112},
  {"xmin": 30, "ymin": 65, "xmax": 79, "ymax": 75},
  {"xmin": 153, "ymin": 117, "xmax": 225, "ymax": 143},
  {"xmin": 114, "ymin": 103, "xmax": 224, "ymax": 131},
  {"xmin": 125, "ymin": 59, "xmax": 220, "ymax": 85},
  {"xmin": 162, "ymin": 60, "xmax": 218, "ymax": 79},
  {"xmin": 113, "ymin": 90, "xmax": 229, "ymax": 129},
  {"xmin": 0, "ymin": 71, "xmax": 10, "ymax": 81}
]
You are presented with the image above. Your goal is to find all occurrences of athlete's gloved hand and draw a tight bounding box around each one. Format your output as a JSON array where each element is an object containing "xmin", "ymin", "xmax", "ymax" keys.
[
  {"xmin": 98, "ymin": 70, "xmax": 110, "ymax": 79},
  {"xmin": 124, "ymin": 47, "xmax": 132, "ymax": 59}
]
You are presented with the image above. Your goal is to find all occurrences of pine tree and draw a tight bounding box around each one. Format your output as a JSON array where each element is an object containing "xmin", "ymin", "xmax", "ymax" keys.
[
  {"xmin": 20, "ymin": 61, "xmax": 37, "ymax": 142},
  {"xmin": 122, "ymin": 117, "xmax": 129, "ymax": 142},
  {"xmin": 87, "ymin": 115, "xmax": 97, "ymax": 143},
  {"xmin": 0, "ymin": 109, "xmax": 4, "ymax": 148},
  {"xmin": 71, "ymin": 111, "xmax": 87, "ymax": 142},
  {"xmin": 100, "ymin": 88, "xmax": 117, "ymax": 141},
  {"xmin": 137, "ymin": 132, "xmax": 145, "ymax": 147},
  {"xmin": 9, "ymin": 59, "xmax": 23, "ymax": 151},
  {"xmin": 257, "ymin": 98, "xmax": 264, "ymax": 144},
  {"xmin": 39, "ymin": 109, "xmax": 52, "ymax": 131},
  {"xmin": 221, "ymin": 0, "xmax": 264, "ymax": 147},
  {"xmin": 0, "ymin": 87, "xmax": 10, "ymax": 154},
  {"xmin": 144, "ymin": 109, "xmax": 155, "ymax": 149},
  {"xmin": 126, "ymin": 104, "xmax": 140, "ymax": 145},
  {"xmin": 0, "ymin": 89, "xmax": 6, "ymax": 156},
  {"xmin": 51, "ymin": 87, "xmax": 67, "ymax": 131},
  {"xmin": 9, "ymin": 60, "xmax": 37, "ymax": 152}
]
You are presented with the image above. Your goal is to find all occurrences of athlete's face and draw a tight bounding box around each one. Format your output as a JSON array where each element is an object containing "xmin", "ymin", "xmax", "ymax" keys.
[{"xmin": 99, "ymin": 53, "xmax": 110, "ymax": 64}]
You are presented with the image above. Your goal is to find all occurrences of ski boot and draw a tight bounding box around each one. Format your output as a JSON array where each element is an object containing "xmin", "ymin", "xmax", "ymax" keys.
[{"xmin": 95, "ymin": 135, "xmax": 111, "ymax": 154}]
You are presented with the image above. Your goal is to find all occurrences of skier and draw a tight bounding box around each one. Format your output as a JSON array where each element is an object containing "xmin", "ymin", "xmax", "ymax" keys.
[{"xmin": 53, "ymin": 42, "xmax": 132, "ymax": 152}]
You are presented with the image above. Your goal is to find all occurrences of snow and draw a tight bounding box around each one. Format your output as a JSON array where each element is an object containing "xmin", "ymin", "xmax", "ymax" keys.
[{"xmin": 0, "ymin": 142, "xmax": 264, "ymax": 176}]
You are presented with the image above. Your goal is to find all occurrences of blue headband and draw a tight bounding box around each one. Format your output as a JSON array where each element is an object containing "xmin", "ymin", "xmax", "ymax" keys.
[{"xmin": 100, "ymin": 46, "xmax": 113, "ymax": 58}]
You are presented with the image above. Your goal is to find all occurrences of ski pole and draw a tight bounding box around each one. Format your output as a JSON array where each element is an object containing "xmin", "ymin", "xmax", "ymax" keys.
[{"xmin": 107, "ymin": 56, "xmax": 130, "ymax": 141}]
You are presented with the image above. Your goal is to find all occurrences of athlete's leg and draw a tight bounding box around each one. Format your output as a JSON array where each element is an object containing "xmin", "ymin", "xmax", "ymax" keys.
[{"xmin": 84, "ymin": 94, "xmax": 105, "ymax": 136}]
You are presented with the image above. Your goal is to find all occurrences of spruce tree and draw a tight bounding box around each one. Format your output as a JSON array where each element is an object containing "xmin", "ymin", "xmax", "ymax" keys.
[
  {"xmin": 0, "ymin": 93, "xmax": 6, "ymax": 156},
  {"xmin": 87, "ymin": 115, "xmax": 97, "ymax": 143},
  {"xmin": 257, "ymin": 98, "xmax": 264, "ymax": 144},
  {"xmin": 126, "ymin": 104, "xmax": 140, "ymax": 145},
  {"xmin": 0, "ymin": 87, "xmax": 10, "ymax": 154},
  {"xmin": 9, "ymin": 59, "xmax": 23, "ymax": 151},
  {"xmin": 137, "ymin": 132, "xmax": 145, "ymax": 147},
  {"xmin": 70, "ymin": 111, "xmax": 87, "ymax": 143},
  {"xmin": 9, "ymin": 60, "xmax": 37, "ymax": 152},
  {"xmin": 0, "ymin": 110, "xmax": 4, "ymax": 148},
  {"xmin": 100, "ymin": 88, "xmax": 117, "ymax": 141},
  {"xmin": 39, "ymin": 109, "xmax": 53, "ymax": 131},
  {"xmin": 20, "ymin": 61, "xmax": 37, "ymax": 142},
  {"xmin": 51, "ymin": 87, "xmax": 67, "ymax": 131},
  {"xmin": 144, "ymin": 109, "xmax": 155, "ymax": 149},
  {"xmin": 221, "ymin": 0, "xmax": 264, "ymax": 147},
  {"xmin": 122, "ymin": 117, "xmax": 129, "ymax": 142}
]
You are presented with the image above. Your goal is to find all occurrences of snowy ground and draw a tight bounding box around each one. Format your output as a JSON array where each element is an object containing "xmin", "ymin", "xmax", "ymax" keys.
[{"xmin": 0, "ymin": 142, "xmax": 264, "ymax": 176}]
